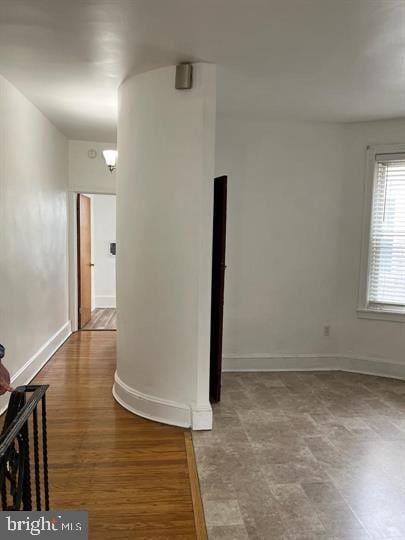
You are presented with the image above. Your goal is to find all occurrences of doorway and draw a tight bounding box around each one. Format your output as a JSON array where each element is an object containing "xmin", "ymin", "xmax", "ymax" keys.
[
  {"xmin": 77, "ymin": 193, "xmax": 117, "ymax": 330},
  {"xmin": 209, "ymin": 176, "xmax": 227, "ymax": 403}
]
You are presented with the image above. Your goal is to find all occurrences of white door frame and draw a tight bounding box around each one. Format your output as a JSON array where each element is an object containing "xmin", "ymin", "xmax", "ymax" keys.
[{"xmin": 68, "ymin": 190, "xmax": 116, "ymax": 332}]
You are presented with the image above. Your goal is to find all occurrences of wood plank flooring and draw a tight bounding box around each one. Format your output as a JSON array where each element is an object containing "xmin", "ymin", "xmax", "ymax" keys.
[
  {"xmin": 29, "ymin": 331, "xmax": 197, "ymax": 539},
  {"xmin": 82, "ymin": 308, "xmax": 117, "ymax": 330}
]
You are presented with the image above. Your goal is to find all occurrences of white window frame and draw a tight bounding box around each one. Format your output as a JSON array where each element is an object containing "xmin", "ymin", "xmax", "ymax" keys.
[{"xmin": 358, "ymin": 143, "xmax": 405, "ymax": 322}]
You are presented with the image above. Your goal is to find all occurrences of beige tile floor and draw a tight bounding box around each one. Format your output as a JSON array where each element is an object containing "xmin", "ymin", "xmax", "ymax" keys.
[{"xmin": 193, "ymin": 371, "xmax": 405, "ymax": 540}]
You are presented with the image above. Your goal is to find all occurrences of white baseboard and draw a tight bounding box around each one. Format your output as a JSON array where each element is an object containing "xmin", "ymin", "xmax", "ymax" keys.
[
  {"xmin": 95, "ymin": 296, "xmax": 116, "ymax": 308},
  {"xmin": 223, "ymin": 352, "xmax": 405, "ymax": 380},
  {"xmin": 0, "ymin": 321, "xmax": 72, "ymax": 415},
  {"xmin": 223, "ymin": 353, "xmax": 337, "ymax": 372},
  {"xmin": 191, "ymin": 404, "xmax": 213, "ymax": 430},
  {"xmin": 339, "ymin": 354, "xmax": 405, "ymax": 380},
  {"xmin": 113, "ymin": 372, "xmax": 192, "ymax": 428},
  {"xmin": 113, "ymin": 373, "xmax": 212, "ymax": 430}
]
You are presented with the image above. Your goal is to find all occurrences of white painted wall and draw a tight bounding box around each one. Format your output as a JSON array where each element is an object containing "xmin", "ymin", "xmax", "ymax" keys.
[
  {"xmin": 92, "ymin": 194, "xmax": 116, "ymax": 308},
  {"xmin": 216, "ymin": 115, "xmax": 344, "ymax": 366},
  {"xmin": 68, "ymin": 140, "xmax": 116, "ymax": 194},
  {"xmin": 115, "ymin": 64, "xmax": 216, "ymax": 429},
  {"xmin": 68, "ymin": 141, "xmax": 116, "ymax": 330},
  {"xmin": 217, "ymin": 113, "xmax": 405, "ymax": 377},
  {"xmin": 336, "ymin": 119, "xmax": 405, "ymax": 365},
  {"xmin": 1, "ymin": 62, "xmax": 402, "ymax": 430},
  {"xmin": 0, "ymin": 75, "xmax": 70, "ymax": 410}
]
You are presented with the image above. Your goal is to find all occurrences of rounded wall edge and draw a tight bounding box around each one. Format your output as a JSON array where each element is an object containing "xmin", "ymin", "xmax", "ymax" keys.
[
  {"xmin": 112, "ymin": 371, "xmax": 191, "ymax": 428},
  {"xmin": 112, "ymin": 372, "xmax": 213, "ymax": 430},
  {"xmin": 115, "ymin": 63, "xmax": 216, "ymax": 431}
]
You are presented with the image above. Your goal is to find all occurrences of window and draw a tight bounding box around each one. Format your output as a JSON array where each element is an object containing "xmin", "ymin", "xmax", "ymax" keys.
[{"xmin": 358, "ymin": 145, "xmax": 405, "ymax": 321}]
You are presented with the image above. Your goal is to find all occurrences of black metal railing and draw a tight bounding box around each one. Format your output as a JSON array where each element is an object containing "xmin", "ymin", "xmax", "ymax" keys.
[{"xmin": 0, "ymin": 385, "xmax": 50, "ymax": 511}]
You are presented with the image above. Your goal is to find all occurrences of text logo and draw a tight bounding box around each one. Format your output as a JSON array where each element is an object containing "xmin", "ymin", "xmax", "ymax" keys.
[{"xmin": 0, "ymin": 512, "xmax": 88, "ymax": 539}]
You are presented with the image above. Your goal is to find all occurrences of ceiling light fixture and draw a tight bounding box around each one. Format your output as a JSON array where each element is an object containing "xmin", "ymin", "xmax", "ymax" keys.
[{"xmin": 102, "ymin": 149, "xmax": 118, "ymax": 173}]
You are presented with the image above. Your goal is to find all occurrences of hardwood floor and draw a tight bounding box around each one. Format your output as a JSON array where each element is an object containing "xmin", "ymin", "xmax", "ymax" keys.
[
  {"xmin": 82, "ymin": 308, "xmax": 117, "ymax": 330},
  {"xmin": 29, "ymin": 331, "xmax": 197, "ymax": 539}
]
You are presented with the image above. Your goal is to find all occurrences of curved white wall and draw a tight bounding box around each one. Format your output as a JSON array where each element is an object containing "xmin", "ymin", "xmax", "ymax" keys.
[{"xmin": 114, "ymin": 64, "xmax": 216, "ymax": 429}]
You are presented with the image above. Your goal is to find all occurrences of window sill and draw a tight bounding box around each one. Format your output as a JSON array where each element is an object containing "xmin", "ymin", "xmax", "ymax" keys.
[{"xmin": 356, "ymin": 307, "xmax": 405, "ymax": 323}]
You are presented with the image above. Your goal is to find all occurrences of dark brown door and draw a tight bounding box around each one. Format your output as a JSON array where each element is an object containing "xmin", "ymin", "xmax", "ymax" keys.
[
  {"xmin": 209, "ymin": 176, "xmax": 227, "ymax": 403},
  {"xmin": 77, "ymin": 194, "xmax": 92, "ymax": 328}
]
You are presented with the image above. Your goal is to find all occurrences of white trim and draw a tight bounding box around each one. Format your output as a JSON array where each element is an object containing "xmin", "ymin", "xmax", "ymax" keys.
[
  {"xmin": 357, "ymin": 144, "xmax": 376, "ymax": 313},
  {"xmin": 339, "ymin": 354, "xmax": 405, "ymax": 380},
  {"xmin": 358, "ymin": 143, "xmax": 405, "ymax": 321},
  {"xmin": 222, "ymin": 352, "xmax": 405, "ymax": 380},
  {"xmin": 0, "ymin": 321, "xmax": 72, "ymax": 414},
  {"xmin": 222, "ymin": 353, "xmax": 337, "ymax": 372},
  {"xmin": 68, "ymin": 192, "xmax": 79, "ymax": 332},
  {"xmin": 95, "ymin": 295, "xmax": 116, "ymax": 308},
  {"xmin": 369, "ymin": 143, "xmax": 405, "ymax": 156},
  {"xmin": 113, "ymin": 372, "xmax": 192, "ymax": 428},
  {"xmin": 356, "ymin": 307, "xmax": 405, "ymax": 323},
  {"xmin": 191, "ymin": 405, "xmax": 213, "ymax": 430}
]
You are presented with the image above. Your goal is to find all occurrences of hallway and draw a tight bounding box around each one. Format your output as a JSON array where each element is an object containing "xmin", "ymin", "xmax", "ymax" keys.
[{"xmin": 31, "ymin": 331, "xmax": 199, "ymax": 539}]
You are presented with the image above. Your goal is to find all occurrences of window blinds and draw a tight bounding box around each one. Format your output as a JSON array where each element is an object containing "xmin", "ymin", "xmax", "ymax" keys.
[{"xmin": 368, "ymin": 156, "xmax": 405, "ymax": 309}]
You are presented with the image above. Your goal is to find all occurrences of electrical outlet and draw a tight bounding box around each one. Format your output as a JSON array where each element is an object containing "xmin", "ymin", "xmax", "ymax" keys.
[{"xmin": 323, "ymin": 325, "xmax": 330, "ymax": 337}]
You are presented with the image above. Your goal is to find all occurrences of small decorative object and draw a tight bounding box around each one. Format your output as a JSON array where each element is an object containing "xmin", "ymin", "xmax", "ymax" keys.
[
  {"xmin": 102, "ymin": 149, "xmax": 118, "ymax": 173},
  {"xmin": 88, "ymin": 148, "xmax": 97, "ymax": 159}
]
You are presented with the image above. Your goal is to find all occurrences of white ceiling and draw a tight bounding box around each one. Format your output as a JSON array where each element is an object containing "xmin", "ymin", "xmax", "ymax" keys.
[{"xmin": 1, "ymin": 0, "xmax": 405, "ymax": 141}]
